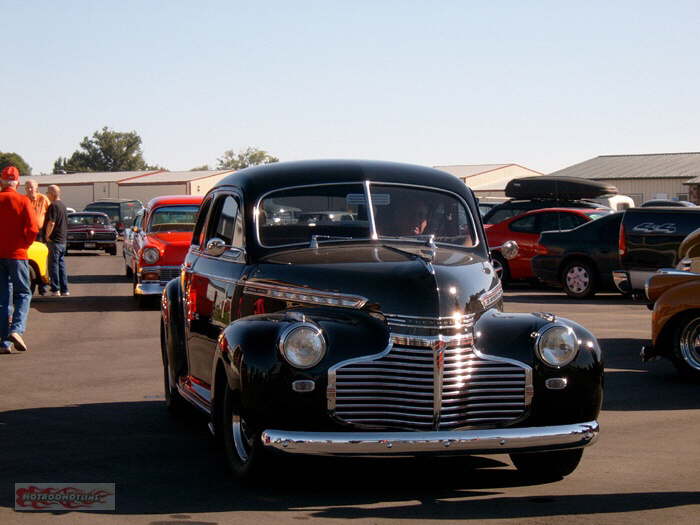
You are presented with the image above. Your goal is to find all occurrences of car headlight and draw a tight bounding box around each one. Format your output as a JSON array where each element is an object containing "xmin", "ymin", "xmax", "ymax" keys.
[
  {"xmin": 142, "ymin": 247, "xmax": 160, "ymax": 265},
  {"xmin": 279, "ymin": 323, "xmax": 326, "ymax": 369},
  {"xmin": 535, "ymin": 325, "xmax": 578, "ymax": 367}
]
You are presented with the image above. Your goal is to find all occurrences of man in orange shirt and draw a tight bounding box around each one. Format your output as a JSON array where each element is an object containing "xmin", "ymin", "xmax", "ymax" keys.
[
  {"xmin": 0, "ymin": 166, "xmax": 39, "ymax": 354},
  {"xmin": 24, "ymin": 180, "xmax": 50, "ymax": 233}
]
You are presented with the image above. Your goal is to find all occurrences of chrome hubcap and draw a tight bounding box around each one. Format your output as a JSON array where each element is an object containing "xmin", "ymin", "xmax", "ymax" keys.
[
  {"xmin": 231, "ymin": 413, "xmax": 251, "ymax": 463},
  {"xmin": 680, "ymin": 318, "xmax": 700, "ymax": 371},
  {"xmin": 566, "ymin": 266, "xmax": 589, "ymax": 294}
]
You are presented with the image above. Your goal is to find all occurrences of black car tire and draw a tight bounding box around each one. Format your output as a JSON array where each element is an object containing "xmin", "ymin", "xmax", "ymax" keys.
[
  {"xmin": 510, "ymin": 448, "xmax": 583, "ymax": 480},
  {"xmin": 125, "ymin": 260, "xmax": 133, "ymax": 277},
  {"xmin": 561, "ymin": 259, "xmax": 596, "ymax": 298},
  {"xmin": 492, "ymin": 254, "xmax": 510, "ymax": 285},
  {"xmin": 29, "ymin": 265, "xmax": 37, "ymax": 295},
  {"xmin": 107, "ymin": 245, "xmax": 117, "ymax": 256},
  {"xmin": 671, "ymin": 312, "xmax": 700, "ymax": 379},
  {"xmin": 222, "ymin": 386, "xmax": 268, "ymax": 480},
  {"xmin": 161, "ymin": 321, "xmax": 186, "ymax": 413}
]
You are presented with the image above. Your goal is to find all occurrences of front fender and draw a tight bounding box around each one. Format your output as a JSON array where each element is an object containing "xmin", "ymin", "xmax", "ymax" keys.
[
  {"xmin": 161, "ymin": 278, "xmax": 187, "ymax": 378},
  {"xmin": 211, "ymin": 308, "xmax": 389, "ymax": 432},
  {"xmin": 652, "ymin": 279, "xmax": 700, "ymax": 352},
  {"xmin": 475, "ymin": 309, "xmax": 603, "ymax": 425}
]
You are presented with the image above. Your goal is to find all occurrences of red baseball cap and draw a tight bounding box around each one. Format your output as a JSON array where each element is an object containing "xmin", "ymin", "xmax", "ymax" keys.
[{"xmin": 1, "ymin": 166, "xmax": 20, "ymax": 181}]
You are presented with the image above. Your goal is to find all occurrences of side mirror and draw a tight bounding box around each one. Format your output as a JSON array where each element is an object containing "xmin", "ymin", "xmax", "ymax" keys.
[
  {"xmin": 205, "ymin": 237, "xmax": 229, "ymax": 257},
  {"xmin": 493, "ymin": 240, "xmax": 519, "ymax": 260}
]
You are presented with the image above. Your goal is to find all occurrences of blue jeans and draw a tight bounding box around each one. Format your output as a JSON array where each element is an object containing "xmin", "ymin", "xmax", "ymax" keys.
[
  {"xmin": 47, "ymin": 242, "xmax": 69, "ymax": 294},
  {"xmin": 0, "ymin": 259, "xmax": 32, "ymax": 349}
]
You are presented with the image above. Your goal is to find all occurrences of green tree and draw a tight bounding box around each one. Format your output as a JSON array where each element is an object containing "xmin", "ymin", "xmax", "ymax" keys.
[
  {"xmin": 216, "ymin": 147, "xmax": 279, "ymax": 170},
  {"xmin": 53, "ymin": 127, "xmax": 155, "ymax": 173},
  {"xmin": 190, "ymin": 164, "xmax": 210, "ymax": 171},
  {"xmin": 0, "ymin": 151, "xmax": 31, "ymax": 176}
]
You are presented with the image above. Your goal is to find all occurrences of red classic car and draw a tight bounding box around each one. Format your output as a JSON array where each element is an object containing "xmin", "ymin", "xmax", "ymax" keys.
[
  {"xmin": 128, "ymin": 195, "xmax": 203, "ymax": 306},
  {"xmin": 485, "ymin": 207, "xmax": 610, "ymax": 282}
]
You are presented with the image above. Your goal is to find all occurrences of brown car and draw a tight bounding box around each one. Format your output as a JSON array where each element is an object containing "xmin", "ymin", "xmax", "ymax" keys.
[{"xmin": 643, "ymin": 260, "xmax": 700, "ymax": 378}]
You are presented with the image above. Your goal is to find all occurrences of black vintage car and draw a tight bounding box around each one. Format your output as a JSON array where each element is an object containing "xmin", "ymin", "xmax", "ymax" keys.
[{"xmin": 161, "ymin": 160, "xmax": 602, "ymax": 479}]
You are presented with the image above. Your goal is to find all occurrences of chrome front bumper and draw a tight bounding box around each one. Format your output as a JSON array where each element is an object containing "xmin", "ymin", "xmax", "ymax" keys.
[
  {"xmin": 134, "ymin": 282, "xmax": 166, "ymax": 295},
  {"xmin": 261, "ymin": 420, "xmax": 599, "ymax": 456}
]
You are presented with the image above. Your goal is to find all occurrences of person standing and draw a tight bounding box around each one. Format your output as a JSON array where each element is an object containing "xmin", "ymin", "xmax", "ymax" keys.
[
  {"xmin": 44, "ymin": 185, "xmax": 70, "ymax": 297},
  {"xmin": 24, "ymin": 180, "xmax": 51, "ymax": 238},
  {"xmin": 0, "ymin": 166, "xmax": 39, "ymax": 354}
]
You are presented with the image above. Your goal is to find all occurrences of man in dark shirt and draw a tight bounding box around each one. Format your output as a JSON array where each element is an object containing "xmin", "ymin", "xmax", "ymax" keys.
[{"xmin": 44, "ymin": 185, "xmax": 69, "ymax": 296}]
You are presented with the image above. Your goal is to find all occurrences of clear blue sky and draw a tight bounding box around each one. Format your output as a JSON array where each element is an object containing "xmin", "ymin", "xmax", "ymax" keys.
[{"xmin": 2, "ymin": 0, "xmax": 699, "ymax": 174}]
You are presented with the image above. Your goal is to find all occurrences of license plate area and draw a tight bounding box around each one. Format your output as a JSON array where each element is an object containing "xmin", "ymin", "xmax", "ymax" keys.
[{"xmin": 84, "ymin": 242, "xmax": 96, "ymax": 248}]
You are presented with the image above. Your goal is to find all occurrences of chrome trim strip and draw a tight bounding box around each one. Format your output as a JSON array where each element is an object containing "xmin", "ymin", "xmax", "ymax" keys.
[
  {"xmin": 243, "ymin": 280, "xmax": 368, "ymax": 309},
  {"xmin": 390, "ymin": 333, "xmax": 474, "ymax": 349},
  {"xmin": 261, "ymin": 420, "xmax": 599, "ymax": 456},
  {"xmin": 471, "ymin": 346, "xmax": 534, "ymax": 408},
  {"xmin": 176, "ymin": 382, "xmax": 211, "ymax": 414}
]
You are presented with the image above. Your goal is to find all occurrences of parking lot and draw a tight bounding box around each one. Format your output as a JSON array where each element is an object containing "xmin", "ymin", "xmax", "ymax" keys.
[{"xmin": 1, "ymin": 249, "xmax": 699, "ymax": 525}]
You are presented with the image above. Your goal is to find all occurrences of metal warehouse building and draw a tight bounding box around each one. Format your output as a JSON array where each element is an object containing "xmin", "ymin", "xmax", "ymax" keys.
[
  {"xmin": 116, "ymin": 170, "xmax": 234, "ymax": 203},
  {"xmin": 19, "ymin": 170, "xmax": 234, "ymax": 210},
  {"xmin": 549, "ymin": 152, "xmax": 700, "ymax": 205},
  {"xmin": 434, "ymin": 163, "xmax": 543, "ymax": 197}
]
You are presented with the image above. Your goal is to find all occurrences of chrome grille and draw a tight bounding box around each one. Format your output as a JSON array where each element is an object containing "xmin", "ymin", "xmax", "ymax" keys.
[
  {"xmin": 329, "ymin": 313, "xmax": 531, "ymax": 431},
  {"xmin": 159, "ymin": 267, "xmax": 181, "ymax": 282},
  {"xmin": 93, "ymin": 232, "xmax": 116, "ymax": 240},
  {"xmin": 67, "ymin": 232, "xmax": 87, "ymax": 240}
]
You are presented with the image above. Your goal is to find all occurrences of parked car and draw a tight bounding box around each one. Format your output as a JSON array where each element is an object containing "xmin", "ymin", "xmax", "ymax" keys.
[
  {"xmin": 483, "ymin": 176, "xmax": 616, "ymax": 225},
  {"xmin": 160, "ymin": 160, "xmax": 602, "ymax": 480},
  {"xmin": 612, "ymin": 207, "xmax": 700, "ymax": 294},
  {"xmin": 486, "ymin": 207, "xmax": 611, "ymax": 282},
  {"xmin": 123, "ymin": 209, "xmax": 144, "ymax": 276},
  {"xmin": 27, "ymin": 241, "xmax": 49, "ymax": 295},
  {"xmin": 676, "ymin": 227, "xmax": 700, "ymax": 272},
  {"xmin": 84, "ymin": 199, "xmax": 144, "ymax": 234},
  {"xmin": 130, "ymin": 195, "xmax": 203, "ymax": 307},
  {"xmin": 66, "ymin": 212, "xmax": 118, "ymax": 255},
  {"xmin": 643, "ymin": 269, "xmax": 700, "ymax": 378},
  {"xmin": 534, "ymin": 207, "xmax": 700, "ymax": 298},
  {"xmin": 532, "ymin": 213, "xmax": 623, "ymax": 298},
  {"xmin": 641, "ymin": 199, "xmax": 695, "ymax": 207},
  {"xmin": 477, "ymin": 198, "xmax": 507, "ymax": 217}
]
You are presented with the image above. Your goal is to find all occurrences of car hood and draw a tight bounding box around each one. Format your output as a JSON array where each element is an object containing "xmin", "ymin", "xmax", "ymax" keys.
[
  {"xmin": 252, "ymin": 243, "xmax": 499, "ymax": 318},
  {"xmin": 145, "ymin": 232, "xmax": 193, "ymax": 265}
]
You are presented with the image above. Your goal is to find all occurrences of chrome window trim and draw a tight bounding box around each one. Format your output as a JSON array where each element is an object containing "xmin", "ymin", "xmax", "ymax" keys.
[{"xmin": 254, "ymin": 180, "xmax": 481, "ymax": 250}]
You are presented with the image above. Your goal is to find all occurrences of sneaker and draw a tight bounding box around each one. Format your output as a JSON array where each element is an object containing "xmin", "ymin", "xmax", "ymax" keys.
[
  {"xmin": 0, "ymin": 346, "xmax": 12, "ymax": 355},
  {"xmin": 51, "ymin": 291, "xmax": 61, "ymax": 297},
  {"xmin": 61, "ymin": 292, "xmax": 70, "ymax": 297},
  {"xmin": 9, "ymin": 333, "xmax": 28, "ymax": 352}
]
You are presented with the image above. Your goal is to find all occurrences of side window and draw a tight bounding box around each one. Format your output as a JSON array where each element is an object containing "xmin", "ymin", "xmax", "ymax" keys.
[
  {"xmin": 134, "ymin": 213, "xmax": 143, "ymax": 229},
  {"xmin": 558, "ymin": 212, "xmax": 587, "ymax": 230},
  {"xmin": 509, "ymin": 214, "xmax": 537, "ymax": 233},
  {"xmin": 537, "ymin": 212, "xmax": 560, "ymax": 233},
  {"xmin": 191, "ymin": 197, "xmax": 213, "ymax": 248},
  {"xmin": 207, "ymin": 194, "xmax": 243, "ymax": 248}
]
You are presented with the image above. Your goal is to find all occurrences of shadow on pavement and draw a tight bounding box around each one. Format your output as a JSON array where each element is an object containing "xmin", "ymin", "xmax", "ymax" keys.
[
  {"xmin": 599, "ymin": 337, "xmax": 700, "ymax": 411},
  {"xmin": 1, "ymin": 401, "xmax": 698, "ymax": 518},
  {"xmin": 30, "ymin": 295, "xmax": 145, "ymax": 313},
  {"xmin": 68, "ymin": 274, "xmax": 131, "ymax": 284}
]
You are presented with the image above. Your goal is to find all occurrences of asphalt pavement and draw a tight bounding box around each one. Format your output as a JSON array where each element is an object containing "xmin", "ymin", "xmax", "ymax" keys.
[{"xmin": 1, "ymin": 250, "xmax": 699, "ymax": 524}]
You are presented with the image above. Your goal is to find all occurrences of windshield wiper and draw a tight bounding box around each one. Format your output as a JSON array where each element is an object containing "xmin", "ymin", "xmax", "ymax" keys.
[
  {"xmin": 309, "ymin": 235, "xmax": 354, "ymax": 249},
  {"xmin": 382, "ymin": 235, "xmax": 437, "ymax": 263},
  {"xmin": 382, "ymin": 244, "xmax": 432, "ymax": 263}
]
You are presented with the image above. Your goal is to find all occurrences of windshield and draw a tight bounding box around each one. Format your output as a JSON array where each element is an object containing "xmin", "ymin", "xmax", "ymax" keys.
[
  {"xmin": 148, "ymin": 205, "xmax": 199, "ymax": 232},
  {"xmin": 258, "ymin": 183, "xmax": 477, "ymax": 248},
  {"xmin": 85, "ymin": 205, "xmax": 120, "ymax": 223},
  {"xmin": 68, "ymin": 214, "xmax": 110, "ymax": 226}
]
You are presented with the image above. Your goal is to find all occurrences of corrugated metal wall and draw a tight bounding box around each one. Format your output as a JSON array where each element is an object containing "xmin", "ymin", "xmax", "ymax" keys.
[{"xmin": 592, "ymin": 177, "xmax": 689, "ymax": 204}]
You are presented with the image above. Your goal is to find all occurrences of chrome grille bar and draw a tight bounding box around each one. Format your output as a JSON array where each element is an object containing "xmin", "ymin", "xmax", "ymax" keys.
[{"xmin": 328, "ymin": 313, "xmax": 532, "ymax": 431}]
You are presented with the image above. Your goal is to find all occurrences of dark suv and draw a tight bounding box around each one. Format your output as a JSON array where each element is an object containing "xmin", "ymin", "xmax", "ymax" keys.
[{"xmin": 84, "ymin": 199, "xmax": 144, "ymax": 233}]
